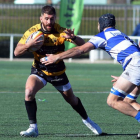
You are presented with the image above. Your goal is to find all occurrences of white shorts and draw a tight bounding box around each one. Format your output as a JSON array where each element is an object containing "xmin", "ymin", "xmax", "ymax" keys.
[
  {"xmin": 31, "ymin": 74, "xmax": 71, "ymax": 92},
  {"xmin": 121, "ymin": 55, "xmax": 140, "ymax": 86}
]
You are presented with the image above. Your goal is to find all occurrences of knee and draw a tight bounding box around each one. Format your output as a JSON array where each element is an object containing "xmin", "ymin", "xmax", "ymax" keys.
[
  {"xmin": 107, "ymin": 87, "xmax": 126, "ymax": 108},
  {"xmin": 25, "ymin": 87, "xmax": 35, "ymax": 100},
  {"xmin": 107, "ymin": 97, "xmax": 114, "ymax": 107},
  {"xmin": 107, "ymin": 96, "xmax": 117, "ymax": 109}
]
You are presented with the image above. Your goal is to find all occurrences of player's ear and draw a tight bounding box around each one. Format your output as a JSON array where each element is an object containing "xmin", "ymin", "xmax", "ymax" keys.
[{"xmin": 40, "ymin": 16, "xmax": 42, "ymax": 23}]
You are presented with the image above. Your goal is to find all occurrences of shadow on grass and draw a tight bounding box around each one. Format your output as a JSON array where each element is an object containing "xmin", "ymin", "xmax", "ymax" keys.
[
  {"xmin": 0, "ymin": 132, "xmax": 137, "ymax": 138},
  {"xmin": 39, "ymin": 132, "xmax": 137, "ymax": 137}
]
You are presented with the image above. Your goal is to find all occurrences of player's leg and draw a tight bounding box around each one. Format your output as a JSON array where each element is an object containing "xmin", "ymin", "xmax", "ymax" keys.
[
  {"xmin": 124, "ymin": 87, "xmax": 140, "ymax": 111},
  {"xmin": 136, "ymin": 85, "xmax": 140, "ymax": 139},
  {"xmin": 24, "ymin": 74, "xmax": 45, "ymax": 123},
  {"xmin": 53, "ymin": 75, "xmax": 102, "ymax": 135},
  {"xmin": 108, "ymin": 56, "xmax": 140, "ymax": 120},
  {"xmin": 50, "ymin": 73, "xmax": 88, "ymax": 120},
  {"xmin": 107, "ymin": 76, "xmax": 138, "ymax": 117},
  {"xmin": 111, "ymin": 75, "xmax": 140, "ymax": 110},
  {"xmin": 20, "ymin": 70, "xmax": 46, "ymax": 137},
  {"xmin": 107, "ymin": 75, "xmax": 140, "ymax": 139},
  {"xmin": 57, "ymin": 87, "xmax": 88, "ymax": 119}
]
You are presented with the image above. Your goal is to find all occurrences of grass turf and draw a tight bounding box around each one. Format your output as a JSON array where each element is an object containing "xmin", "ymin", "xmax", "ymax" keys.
[{"xmin": 0, "ymin": 60, "xmax": 139, "ymax": 140}]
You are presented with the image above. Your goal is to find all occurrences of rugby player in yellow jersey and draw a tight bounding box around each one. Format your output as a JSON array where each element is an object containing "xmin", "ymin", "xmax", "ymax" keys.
[{"xmin": 14, "ymin": 5, "xmax": 102, "ymax": 137}]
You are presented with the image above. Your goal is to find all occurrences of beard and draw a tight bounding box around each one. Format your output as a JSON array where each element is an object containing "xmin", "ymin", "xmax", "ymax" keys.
[{"xmin": 42, "ymin": 22, "xmax": 54, "ymax": 31}]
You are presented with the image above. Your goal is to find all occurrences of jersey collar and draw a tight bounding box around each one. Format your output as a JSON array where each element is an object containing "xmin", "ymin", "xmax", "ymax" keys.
[{"xmin": 40, "ymin": 23, "xmax": 55, "ymax": 34}]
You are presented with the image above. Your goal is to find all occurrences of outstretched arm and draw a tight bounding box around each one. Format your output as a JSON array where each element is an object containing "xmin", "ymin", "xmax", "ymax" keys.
[{"xmin": 41, "ymin": 42, "xmax": 95, "ymax": 65}]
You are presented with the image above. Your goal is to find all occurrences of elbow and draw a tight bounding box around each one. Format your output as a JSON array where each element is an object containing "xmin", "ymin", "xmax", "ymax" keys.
[
  {"xmin": 14, "ymin": 50, "xmax": 17, "ymax": 56},
  {"xmin": 14, "ymin": 50, "xmax": 19, "ymax": 57}
]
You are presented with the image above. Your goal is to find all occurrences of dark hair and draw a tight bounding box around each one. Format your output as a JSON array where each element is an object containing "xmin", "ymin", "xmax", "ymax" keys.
[
  {"xmin": 41, "ymin": 5, "xmax": 56, "ymax": 15},
  {"xmin": 99, "ymin": 13, "xmax": 116, "ymax": 32}
]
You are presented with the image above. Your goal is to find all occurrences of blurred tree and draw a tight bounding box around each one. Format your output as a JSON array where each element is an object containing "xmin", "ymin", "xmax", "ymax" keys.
[{"xmin": 0, "ymin": 0, "xmax": 14, "ymax": 3}]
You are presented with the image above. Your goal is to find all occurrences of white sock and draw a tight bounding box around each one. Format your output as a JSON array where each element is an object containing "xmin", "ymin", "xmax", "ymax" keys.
[{"xmin": 30, "ymin": 124, "xmax": 37, "ymax": 128}]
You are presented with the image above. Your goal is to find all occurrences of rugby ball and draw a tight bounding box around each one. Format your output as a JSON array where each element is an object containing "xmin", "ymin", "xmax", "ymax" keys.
[{"xmin": 26, "ymin": 31, "xmax": 44, "ymax": 52}]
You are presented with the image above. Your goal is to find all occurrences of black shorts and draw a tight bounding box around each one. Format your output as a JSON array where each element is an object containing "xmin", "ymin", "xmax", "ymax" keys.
[{"xmin": 30, "ymin": 66, "xmax": 69, "ymax": 87}]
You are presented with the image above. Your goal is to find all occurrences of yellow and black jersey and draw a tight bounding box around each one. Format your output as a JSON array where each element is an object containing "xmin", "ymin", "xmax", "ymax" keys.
[{"xmin": 19, "ymin": 23, "xmax": 73, "ymax": 76}]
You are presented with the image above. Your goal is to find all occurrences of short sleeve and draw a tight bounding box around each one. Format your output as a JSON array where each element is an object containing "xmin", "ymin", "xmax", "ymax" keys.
[
  {"xmin": 18, "ymin": 30, "xmax": 31, "ymax": 44},
  {"xmin": 88, "ymin": 36, "xmax": 106, "ymax": 49},
  {"xmin": 18, "ymin": 24, "xmax": 40, "ymax": 44}
]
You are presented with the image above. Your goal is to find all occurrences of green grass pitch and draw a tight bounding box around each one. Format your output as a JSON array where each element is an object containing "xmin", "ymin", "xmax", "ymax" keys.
[{"xmin": 0, "ymin": 60, "xmax": 139, "ymax": 140}]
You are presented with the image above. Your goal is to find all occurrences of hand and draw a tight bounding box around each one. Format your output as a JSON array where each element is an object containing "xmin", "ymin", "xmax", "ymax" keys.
[
  {"xmin": 61, "ymin": 28, "xmax": 75, "ymax": 39},
  {"xmin": 111, "ymin": 75, "xmax": 119, "ymax": 86},
  {"xmin": 111, "ymin": 75, "xmax": 119, "ymax": 82},
  {"xmin": 26, "ymin": 35, "xmax": 44, "ymax": 49},
  {"xmin": 40, "ymin": 54, "xmax": 59, "ymax": 65}
]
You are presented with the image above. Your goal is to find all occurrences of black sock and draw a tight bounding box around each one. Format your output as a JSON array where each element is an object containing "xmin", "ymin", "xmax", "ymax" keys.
[
  {"xmin": 25, "ymin": 98, "xmax": 37, "ymax": 124},
  {"xmin": 71, "ymin": 97, "xmax": 88, "ymax": 120}
]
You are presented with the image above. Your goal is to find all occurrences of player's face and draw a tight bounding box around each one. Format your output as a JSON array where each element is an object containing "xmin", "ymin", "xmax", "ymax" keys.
[{"xmin": 40, "ymin": 13, "xmax": 56, "ymax": 31}]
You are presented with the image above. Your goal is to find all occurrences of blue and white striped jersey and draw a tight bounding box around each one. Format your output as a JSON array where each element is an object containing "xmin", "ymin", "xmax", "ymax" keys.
[{"xmin": 89, "ymin": 27, "xmax": 140, "ymax": 70}]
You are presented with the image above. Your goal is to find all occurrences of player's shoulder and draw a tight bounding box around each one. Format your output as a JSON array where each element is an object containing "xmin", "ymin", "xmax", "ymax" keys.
[
  {"xmin": 20, "ymin": 23, "xmax": 41, "ymax": 44},
  {"xmin": 24, "ymin": 23, "xmax": 41, "ymax": 36},
  {"xmin": 95, "ymin": 31, "xmax": 106, "ymax": 40}
]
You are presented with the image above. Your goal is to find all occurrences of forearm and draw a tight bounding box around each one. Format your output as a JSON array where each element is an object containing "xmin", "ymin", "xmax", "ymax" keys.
[
  {"xmin": 57, "ymin": 42, "xmax": 94, "ymax": 60},
  {"xmin": 42, "ymin": 42, "xmax": 94, "ymax": 65},
  {"xmin": 58, "ymin": 44, "xmax": 93, "ymax": 60},
  {"xmin": 72, "ymin": 36, "xmax": 85, "ymax": 46},
  {"xmin": 14, "ymin": 43, "xmax": 29, "ymax": 56},
  {"xmin": 57, "ymin": 46, "xmax": 82, "ymax": 60}
]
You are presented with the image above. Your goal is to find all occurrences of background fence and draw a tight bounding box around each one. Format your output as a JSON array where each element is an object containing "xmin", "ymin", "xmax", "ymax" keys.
[{"xmin": 1, "ymin": 4, "xmax": 140, "ymax": 59}]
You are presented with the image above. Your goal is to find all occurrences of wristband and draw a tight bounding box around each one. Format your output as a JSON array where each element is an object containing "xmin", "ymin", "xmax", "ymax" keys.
[
  {"xmin": 41, "ymin": 57, "xmax": 48, "ymax": 61},
  {"xmin": 45, "ymin": 57, "xmax": 48, "ymax": 61},
  {"xmin": 71, "ymin": 36, "xmax": 76, "ymax": 41}
]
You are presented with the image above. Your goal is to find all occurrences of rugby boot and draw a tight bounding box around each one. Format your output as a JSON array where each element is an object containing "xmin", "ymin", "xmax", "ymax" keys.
[{"xmin": 82, "ymin": 117, "xmax": 102, "ymax": 135}]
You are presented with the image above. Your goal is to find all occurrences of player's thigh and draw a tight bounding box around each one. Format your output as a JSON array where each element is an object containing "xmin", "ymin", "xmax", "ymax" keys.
[
  {"xmin": 25, "ymin": 74, "xmax": 44, "ymax": 94},
  {"xmin": 107, "ymin": 76, "xmax": 136, "ymax": 103},
  {"xmin": 52, "ymin": 73, "xmax": 75, "ymax": 98},
  {"xmin": 113, "ymin": 76, "xmax": 136, "ymax": 93}
]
